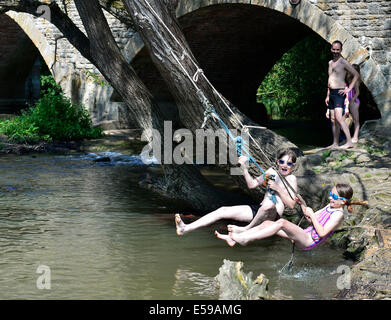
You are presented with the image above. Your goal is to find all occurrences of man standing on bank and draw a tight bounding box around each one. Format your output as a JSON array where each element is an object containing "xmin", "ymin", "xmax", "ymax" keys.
[{"xmin": 325, "ymin": 40, "xmax": 360, "ymax": 149}]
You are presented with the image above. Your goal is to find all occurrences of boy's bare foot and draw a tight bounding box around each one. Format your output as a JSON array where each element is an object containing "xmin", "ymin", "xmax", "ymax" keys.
[
  {"xmin": 352, "ymin": 138, "xmax": 358, "ymax": 144},
  {"xmin": 175, "ymin": 214, "xmax": 186, "ymax": 236},
  {"xmin": 215, "ymin": 230, "xmax": 236, "ymax": 247},
  {"xmin": 227, "ymin": 224, "xmax": 247, "ymax": 233}
]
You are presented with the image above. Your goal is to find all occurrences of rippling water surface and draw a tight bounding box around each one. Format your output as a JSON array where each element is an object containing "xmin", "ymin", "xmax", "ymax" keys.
[{"xmin": 0, "ymin": 153, "xmax": 351, "ymax": 299}]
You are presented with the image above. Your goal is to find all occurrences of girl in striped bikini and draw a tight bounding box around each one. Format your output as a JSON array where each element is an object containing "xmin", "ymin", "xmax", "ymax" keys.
[{"xmin": 216, "ymin": 183, "xmax": 359, "ymax": 250}]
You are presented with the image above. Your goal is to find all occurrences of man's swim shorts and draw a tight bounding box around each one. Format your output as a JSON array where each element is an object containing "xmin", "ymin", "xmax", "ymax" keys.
[{"xmin": 328, "ymin": 88, "xmax": 346, "ymax": 110}]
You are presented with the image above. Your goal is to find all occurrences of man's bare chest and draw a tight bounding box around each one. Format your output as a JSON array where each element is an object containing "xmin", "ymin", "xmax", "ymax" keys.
[{"xmin": 329, "ymin": 60, "xmax": 344, "ymax": 74}]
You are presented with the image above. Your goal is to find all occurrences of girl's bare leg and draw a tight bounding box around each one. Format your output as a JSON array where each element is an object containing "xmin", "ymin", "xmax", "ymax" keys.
[
  {"xmin": 228, "ymin": 200, "xmax": 276, "ymax": 233},
  {"xmin": 175, "ymin": 205, "xmax": 253, "ymax": 236},
  {"xmin": 223, "ymin": 219, "xmax": 313, "ymax": 248},
  {"xmin": 215, "ymin": 231, "xmax": 236, "ymax": 247},
  {"xmin": 350, "ymin": 101, "xmax": 360, "ymax": 143}
]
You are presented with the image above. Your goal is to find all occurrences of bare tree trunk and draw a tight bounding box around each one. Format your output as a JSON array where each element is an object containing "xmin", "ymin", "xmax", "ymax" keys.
[
  {"xmin": 1, "ymin": 0, "xmax": 302, "ymax": 211},
  {"xmin": 73, "ymin": 0, "xmax": 245, "ymax": 212},
  {"xmin": 123, "ymin": 0, "xmax": 300, "ymax": 197}
]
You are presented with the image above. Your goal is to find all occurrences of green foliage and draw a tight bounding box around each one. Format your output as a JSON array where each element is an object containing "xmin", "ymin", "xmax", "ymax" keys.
[
  {"xmin": 40, "ymin": 74, "xmax": 63, "ymax": 97},
  {"xmin": 322, "ymin": 150, "xmax": 331, "ymax": 160},
  {"xmin": 0, "ymin": 75, "xmax": 103, "ymax": 144},
  {"xmin": 257, "ymin": 34, "xmax": 330, "ymax": 120},
  {"xmin": 85, "ymin": 70, "xmax": 109, "ymax": 87}
]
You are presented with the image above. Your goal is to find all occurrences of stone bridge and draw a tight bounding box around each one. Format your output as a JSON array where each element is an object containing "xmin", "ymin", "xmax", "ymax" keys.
[{"xmin": 1, "ymin": 0, "xmax": 390, "ymax": 127}]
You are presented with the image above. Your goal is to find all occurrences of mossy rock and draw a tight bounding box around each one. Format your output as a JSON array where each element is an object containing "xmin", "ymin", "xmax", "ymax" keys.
[
  {"xmin": 343, "ymin": 237, "xmax": 368, "ymax": 261},
  {"xmin": 215, "ymin": 259, "xmax": 269, "ymax": 300},
  {"xmin": 329, "ymin": 229, "xmax": 350, "ymax": 249}
]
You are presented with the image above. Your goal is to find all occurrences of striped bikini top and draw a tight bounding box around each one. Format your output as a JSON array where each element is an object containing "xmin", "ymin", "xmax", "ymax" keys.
[{"xmin": 304, "ymin": 205, "xmax": 342, "ymax": 244}]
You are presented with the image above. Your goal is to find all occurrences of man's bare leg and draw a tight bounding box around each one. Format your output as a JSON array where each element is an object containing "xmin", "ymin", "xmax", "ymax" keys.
[{"xmin": 326, "ymin": 110, "xmax": 339, "ymax": 149}]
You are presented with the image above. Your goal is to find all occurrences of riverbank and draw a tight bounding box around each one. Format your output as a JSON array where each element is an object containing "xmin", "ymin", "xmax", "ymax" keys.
[
  {"xmin": 0, "ymin": 129, "xmax": 144, "ymax": 155},
  {"xmin": 303, "ymin": 121, "xmax": 391, "ymax": 299}
]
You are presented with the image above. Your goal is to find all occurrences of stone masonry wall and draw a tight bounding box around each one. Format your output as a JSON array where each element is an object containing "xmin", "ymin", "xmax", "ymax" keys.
[
  {"xmin": 313, "ymin": 0, "xmax": 391, "ymax": 88},
  {"xmin": 4, "ymin": 0, "xmax": 391, "ymax": 127}
]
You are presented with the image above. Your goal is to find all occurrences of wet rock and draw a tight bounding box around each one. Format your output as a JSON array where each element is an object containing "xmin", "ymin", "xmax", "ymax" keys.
[
  {"xmin": 383, "ymin": 217, "xmax": 391, "ymax": 228},
  {"xmin": 329, "ymin": 229, "xmax": 350, "ymax": 249},
  {"xmin": 305, "ymin": 154, "xmax": 323, "ymax": 166},
  {"xmin": 93, "ymin": 156, "xmax": 111, "ymax": 162},
  {"xmin": 215, "ymin": 259, "xmax": 269, "ymax": 300},
  {"xmin": 383, "ymin": 141, "xmax": 391, "ymax": 154},
  {"xmin": 343, "ymin": 238, "xmax": 368, "ymax": 261}
]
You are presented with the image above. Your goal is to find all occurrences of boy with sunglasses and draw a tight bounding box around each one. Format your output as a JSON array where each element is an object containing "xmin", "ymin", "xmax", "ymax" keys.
[
  {"xmin": 215, "ymin": 183, "xmax": 357, "ymax": 250},
  {"xmin": 175, "ymin": 149, "xmax": 298, "ymax": 236}
]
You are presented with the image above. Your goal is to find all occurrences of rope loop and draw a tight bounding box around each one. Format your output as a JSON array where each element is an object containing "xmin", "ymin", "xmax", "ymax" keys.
[{"xmin": 193, "ymin": 68, "xmax": 204, "ymax": 82}]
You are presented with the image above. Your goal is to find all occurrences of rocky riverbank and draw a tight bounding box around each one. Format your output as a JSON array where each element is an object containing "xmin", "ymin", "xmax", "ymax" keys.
[
  {"xmin": 302, "ymin": 121, "xmax": 391, "ymax": 300},
  {"xmin": 216, "ymin": 122, "xmax": 391, "ymax": 300}
]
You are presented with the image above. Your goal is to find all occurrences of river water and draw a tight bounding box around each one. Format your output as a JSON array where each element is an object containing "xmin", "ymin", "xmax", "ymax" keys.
[{"xmin": 0, "ymin": 151, "xmax": 351, "ymax": 299}]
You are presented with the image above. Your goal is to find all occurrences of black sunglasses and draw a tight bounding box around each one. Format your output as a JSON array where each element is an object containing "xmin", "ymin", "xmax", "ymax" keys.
[{"xmin": 278, "ymin": 159, "xmax": 295, "ymax": 167}]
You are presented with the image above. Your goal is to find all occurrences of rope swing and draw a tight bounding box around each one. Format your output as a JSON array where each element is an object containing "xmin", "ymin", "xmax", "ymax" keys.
[{"xmin": 137, "ymin": 0, "xmax": 308, "ymax": 267}]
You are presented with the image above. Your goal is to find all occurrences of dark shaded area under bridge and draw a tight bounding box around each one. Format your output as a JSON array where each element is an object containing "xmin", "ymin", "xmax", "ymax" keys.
[
  {"xmin": 0, "ymin": 14, "xmax": 40, "ymax": 114},
  {"xmin": 130, "ymin": 4, "xmax": 380, "ymax": 129},
  {"xmin": 131, "ymin": 4, "xmax": 313, "ymax": 125}
]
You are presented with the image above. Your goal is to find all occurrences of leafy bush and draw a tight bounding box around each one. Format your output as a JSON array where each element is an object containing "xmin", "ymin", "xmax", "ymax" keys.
[
  {"xmin": 0, "ymin": 75, "xmax": 103, "ymax": 143},
  {"xmin": 257, "ymin": 34, "xmax": 330, "ymax": 120},
  {"xmin": 40, "ymin": 74, "xmax": 63, "ymax": 97}
]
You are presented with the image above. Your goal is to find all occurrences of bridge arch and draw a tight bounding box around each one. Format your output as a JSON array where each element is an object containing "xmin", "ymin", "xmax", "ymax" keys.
[
  {"xmin": 0, "ymin": 13, "xmax": 45, "ymax": 112},
  {"xmin": 3, "ymin": 8, "xmax": 129, "ymax": 128},
  {"xmin": 129, "ymin": 0, "xmax": 389, "ymax": 125}
]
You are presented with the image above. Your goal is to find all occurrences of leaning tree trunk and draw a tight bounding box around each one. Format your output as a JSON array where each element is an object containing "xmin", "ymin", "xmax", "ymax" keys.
[
  {"xmin": 73, "ymin": 0, "xmax": 246, "ymax": 212},
  {"xmin": 123, "ymin": 0, "xmax": 300, "ymax": 199}
]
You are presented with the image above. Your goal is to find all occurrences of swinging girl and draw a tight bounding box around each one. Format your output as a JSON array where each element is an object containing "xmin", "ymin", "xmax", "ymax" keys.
[
  {"xmin": 215, "ymin": 183, "xmax": 366, "ymax": 250},
  {"xmin": 175, "ymin": 149, "xmax": 299, "ymax": 236}
]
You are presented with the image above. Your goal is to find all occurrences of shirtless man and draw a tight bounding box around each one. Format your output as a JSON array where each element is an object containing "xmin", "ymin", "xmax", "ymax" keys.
[
  {"xmin": 175, "ymin": 149, "xmax": 298, "ymax": 236},
  {"xmin": 325, "ymin": 40, "xmax": 360, "ymax": 149}
]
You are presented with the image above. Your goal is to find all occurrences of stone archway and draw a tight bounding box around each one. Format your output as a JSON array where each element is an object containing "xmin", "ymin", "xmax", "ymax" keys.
[
  {"xmin": 0, "ymin": 13, "xmax": 42, "ymax": 112},
  {"xmin": 4, "ymin": 7, "xmax": 136, "ymax": 129},
  {"xmin": 128, "ymin": 0, "xmax": 390, "ymax": 125}
]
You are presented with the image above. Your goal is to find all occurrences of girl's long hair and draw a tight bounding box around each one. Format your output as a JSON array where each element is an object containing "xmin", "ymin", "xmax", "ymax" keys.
[{"xmin": 336, "ymin": 183, "xmax": 367, "ymax": 213}]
